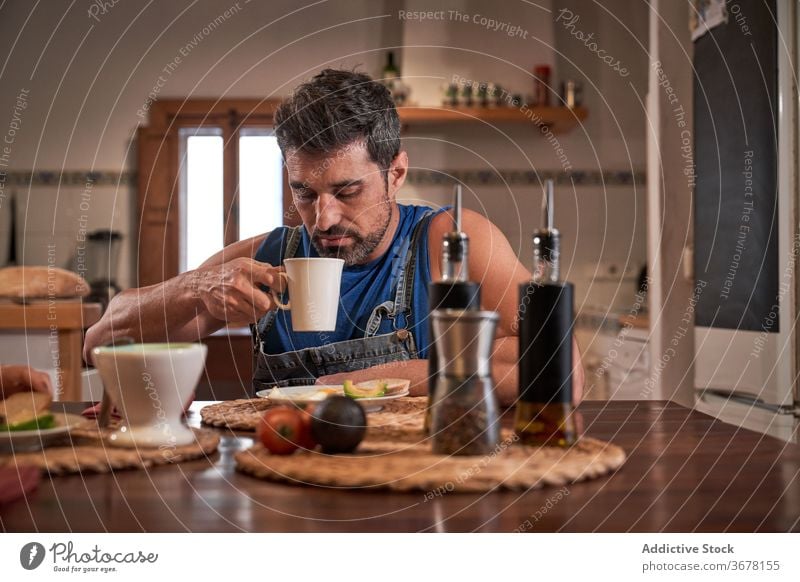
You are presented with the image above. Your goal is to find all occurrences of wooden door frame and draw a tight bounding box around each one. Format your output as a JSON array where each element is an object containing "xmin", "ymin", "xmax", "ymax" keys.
[{"xmin": 136, "ymin": 98, "xmax": 295, "ymax": 286}]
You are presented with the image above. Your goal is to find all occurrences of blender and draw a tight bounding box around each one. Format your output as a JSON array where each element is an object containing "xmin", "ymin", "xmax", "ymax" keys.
[{"xmin": 84, "ymin": 229, "xmax": 122, "ymax": 310}]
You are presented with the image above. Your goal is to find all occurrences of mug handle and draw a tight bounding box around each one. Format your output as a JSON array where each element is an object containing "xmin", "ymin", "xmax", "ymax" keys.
[{"xmin": 269, "ymin": 272, "xmax": 290, "ymax": 310}]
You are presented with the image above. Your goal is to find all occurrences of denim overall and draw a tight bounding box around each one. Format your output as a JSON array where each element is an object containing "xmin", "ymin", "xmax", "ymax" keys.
[{"xmin": 250, "ymin": 209, "xmax": 436, "ymax": 391}]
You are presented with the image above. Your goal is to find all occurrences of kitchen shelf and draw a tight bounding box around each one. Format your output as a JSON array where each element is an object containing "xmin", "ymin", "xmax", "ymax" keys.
[{"xmin": 397, "ymin": 105, "xmax": 588, "ymax": 134}]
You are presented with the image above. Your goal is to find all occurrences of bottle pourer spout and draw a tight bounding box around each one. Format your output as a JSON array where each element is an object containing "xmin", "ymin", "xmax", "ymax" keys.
[
  {"xmin": 442, "ymin": 184, "xmax": 469, "ymax": 282},
  {"xmin": 453, "ymin": 183, "xmax": 463, "ymax": 232},
  {"xmin": 532, "ymin": 179, "xmax": 560, "ymax": 283},
  {"xmin": 543, "ymin": 179, "xmax": 554, "ymax": 231}
]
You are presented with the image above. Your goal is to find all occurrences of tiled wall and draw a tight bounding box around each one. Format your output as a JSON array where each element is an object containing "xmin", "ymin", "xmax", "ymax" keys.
[{"xmin": 0, "ymin": 181, "xmax": 135, "ymax": 288}]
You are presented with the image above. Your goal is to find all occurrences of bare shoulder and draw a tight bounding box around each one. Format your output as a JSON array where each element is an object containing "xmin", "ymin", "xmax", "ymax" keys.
[
  {"xmin": 429, "ymin": 208, "xmax": 522, "ymax": 270},
  {"xmin": 427, "ymin": 208, "xmax": 530, "ymax": 330},
  {"xmin": 429, "ymin": 207, "xmax": 499, "ymax": 240},
  {"xmin": 198, "ymin": 232, "xmax": 270, "ymax": 269}
]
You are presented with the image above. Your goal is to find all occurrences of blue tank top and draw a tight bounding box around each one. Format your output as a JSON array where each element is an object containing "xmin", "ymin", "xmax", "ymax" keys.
[{"xmin": 253, "ymin": 204, "xmax": 443, "ymax": 358}]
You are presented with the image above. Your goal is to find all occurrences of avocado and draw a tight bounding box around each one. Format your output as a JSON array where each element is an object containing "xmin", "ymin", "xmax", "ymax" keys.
[
  {"xmin": 343, "ymin": 379, "xmax": 387, "ymax": 399},
  {"xmin": 310, "ymin": 396, "xmax": 367, "ymax": 454},
  {"xmin": 0, "ymin": 413, "xmax": 56, "ymax": 432}
]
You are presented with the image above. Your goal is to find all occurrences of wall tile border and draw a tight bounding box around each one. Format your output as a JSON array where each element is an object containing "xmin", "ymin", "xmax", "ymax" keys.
[
  {"xmin": 0, "ymin": 169, "xmax": 643, "ymax": 188},
  {"xmin": 406, "ymin": 169, "xmax": 645, "ymax": 187},
  {"xmin": 0, "ymin": 170, "xmax": 136, "ymax": 187}
]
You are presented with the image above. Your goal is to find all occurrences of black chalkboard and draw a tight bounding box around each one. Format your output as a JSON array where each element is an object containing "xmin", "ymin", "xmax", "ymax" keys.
[{"xmin": 693, "ymin": 0, "xmax": 779, "ymax": 332}]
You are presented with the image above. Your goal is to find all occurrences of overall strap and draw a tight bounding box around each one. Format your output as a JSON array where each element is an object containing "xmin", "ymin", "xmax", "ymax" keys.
[
  {"xmin": 394, "ymin": 209, "xmax": 435, "ymax": 316},
  {"xmin": 282, "ymin": 226, "xmax": 303, "ymax": 261},
  {"xmin": 364, "ymin": 209, "xmax": 436, "ymax": 337},
  {"xmin": 255, "ymin": 226, "xmax": 304, "ymax": 341}
]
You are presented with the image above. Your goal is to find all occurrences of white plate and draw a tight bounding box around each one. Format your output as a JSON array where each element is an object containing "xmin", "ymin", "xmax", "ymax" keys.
[
  {"xmin": 0, "ymin": 412, "xmax": 86, "ymax": 452},
  {"xmin": 256, "ymin": 380, "xmax": 410, "ymax": 412}
]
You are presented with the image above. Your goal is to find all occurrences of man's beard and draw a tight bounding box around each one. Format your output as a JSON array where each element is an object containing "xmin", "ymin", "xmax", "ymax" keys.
[{"xmin": 310, "ymin": 199, "xmax": 392, "ymax": 266}]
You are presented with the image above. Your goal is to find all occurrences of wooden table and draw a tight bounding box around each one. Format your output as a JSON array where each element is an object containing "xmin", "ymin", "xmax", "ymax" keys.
[
  {"xmin": 0, "ymin": 301, "xmax": 102, "ymax": 400},
  {"xmin": 2, "ymin": 400, "xmax": 799, "ymax": 532}
]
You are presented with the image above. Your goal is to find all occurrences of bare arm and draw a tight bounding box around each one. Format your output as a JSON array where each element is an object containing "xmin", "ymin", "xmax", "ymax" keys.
[{"xmin": 83, "ymin": 234, "xmax": 277, "ymax": 363}]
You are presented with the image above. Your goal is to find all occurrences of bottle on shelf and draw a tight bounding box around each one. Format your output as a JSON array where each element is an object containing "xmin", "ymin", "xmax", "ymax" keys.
[
  {"xmin": 381, "ymin": 51, "xmax": 410, "ymax": 104},
  {"xmin": 534, "ymin": 64, "xmax": 552, "ymax": 106},
  {"xmin": 514, "ymin": 179, "xmax": 578, "ymax": 447},
  {"xmin": 382, "ymin": 50, "xmax": 399, "ymax": 82},
  {"xmin": 425, "ymin": 184, "xmax": 481, "ymax": 433}
]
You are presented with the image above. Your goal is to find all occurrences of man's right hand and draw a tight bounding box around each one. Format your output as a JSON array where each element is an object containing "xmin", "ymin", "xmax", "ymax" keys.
[{"xmin": 191, "ymin": 258, "xmax": 285, "ymax": 326}]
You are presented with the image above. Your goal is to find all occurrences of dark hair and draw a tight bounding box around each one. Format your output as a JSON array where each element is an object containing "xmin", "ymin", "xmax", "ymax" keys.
[{"xmin": 274, "ymin": 69, "xmax": 400, "ymax": 174}]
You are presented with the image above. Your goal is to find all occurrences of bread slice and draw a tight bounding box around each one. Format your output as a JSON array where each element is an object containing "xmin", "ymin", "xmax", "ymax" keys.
[
  {"xmin": 353, "ymin": 378, "xmax": 410, "ymax": 396},
  {"xmin": 0, "ymin": 266, "xmax": 90, "ymax": 299},
  {"xmin": 382, "ymin": 378, "xmax": 411, "ymax": 395},
  {"xmin": 0, "ymin": 391, "xmax": 52, "ymax": 427}
]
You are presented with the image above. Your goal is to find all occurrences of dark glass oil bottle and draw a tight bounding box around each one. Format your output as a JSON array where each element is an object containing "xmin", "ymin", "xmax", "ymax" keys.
[
  {"xmin": 515, "ymin": 282, "xmax": 577, "ymax": 446},
  {"xmin": 515, "ymin": 180, "xmax": 578, "ymax": 447}
]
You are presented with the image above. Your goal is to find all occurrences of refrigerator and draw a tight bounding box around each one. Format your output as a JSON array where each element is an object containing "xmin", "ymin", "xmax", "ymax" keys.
[{"xmin": 692, "ymin": 0, "xmax": 798, "ymax": 443}]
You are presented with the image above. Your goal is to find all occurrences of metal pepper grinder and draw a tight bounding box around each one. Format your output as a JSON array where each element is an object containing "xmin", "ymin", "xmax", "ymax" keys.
[
  {"xmin": 425, "ymin": 185, "xmax": 481, "ymax": 433},
  {"xmin": 429, "ymin": 309, "xmax": 500, "ymax": 456}
]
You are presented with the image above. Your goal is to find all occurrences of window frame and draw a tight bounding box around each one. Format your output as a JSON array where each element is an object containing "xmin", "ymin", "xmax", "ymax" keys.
[{"xmin": 136, "ymin": 99, "xmax": 296, "ymax": 286}]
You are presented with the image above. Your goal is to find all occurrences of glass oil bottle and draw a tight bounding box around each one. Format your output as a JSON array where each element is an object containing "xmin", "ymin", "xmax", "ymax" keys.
[{"xmin": 515, "ymin": 179, "xmax": 578, "ymax": 447}]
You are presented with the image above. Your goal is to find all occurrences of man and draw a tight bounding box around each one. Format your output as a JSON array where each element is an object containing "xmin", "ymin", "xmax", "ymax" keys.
[{"xmin": 84, "ymin": 69, "xmax": 583, "ymax": 405}]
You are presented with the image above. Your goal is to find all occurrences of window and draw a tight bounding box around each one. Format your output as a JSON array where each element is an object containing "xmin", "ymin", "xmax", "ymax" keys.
[
  {"xmin": 238, "ymin": 129, "xmax": 283, "ymax": 240},
  {"xmin": 177, "ymin": 124, "xmax": 285, "ymax": 273},
  {"xmin": 180, "ymin": 129, "xmax": 224, "ymax": 272}
]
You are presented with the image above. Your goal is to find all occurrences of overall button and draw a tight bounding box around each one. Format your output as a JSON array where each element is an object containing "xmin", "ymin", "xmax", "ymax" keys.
[{"xmin": 396, "ymin": 328, "xmax": 410, "ymax": 341}]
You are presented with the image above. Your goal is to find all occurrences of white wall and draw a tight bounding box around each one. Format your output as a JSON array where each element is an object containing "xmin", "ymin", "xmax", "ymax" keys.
[{"xmin": 0, "ymin": 0, "xmax": 649, "ymax": 307}]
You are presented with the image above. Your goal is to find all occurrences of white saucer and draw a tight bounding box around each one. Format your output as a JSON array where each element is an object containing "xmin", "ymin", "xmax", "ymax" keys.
[{"xmin": 106, "ymin": 423, "xmax": 195, "ymax": 448}]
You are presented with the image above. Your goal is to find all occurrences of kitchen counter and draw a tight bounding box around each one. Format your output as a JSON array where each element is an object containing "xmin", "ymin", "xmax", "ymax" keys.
[{"xmin": 2, "ymin": 400, "xmax": 799, "ymax": 532}]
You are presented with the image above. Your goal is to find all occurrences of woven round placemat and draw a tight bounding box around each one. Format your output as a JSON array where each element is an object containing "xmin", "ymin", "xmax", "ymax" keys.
[
  {"xmin": 200, "ymin": 396, "xmax": 426, "ymax": 436},
  {"xmin": 200, "ymin": 397, "xmax": 274, "ymax": 430},
  {"xmin": 234, "ymin": 397, "xmax": 626, "ymax": 492},
  {"xmin": 0, "ymin": 420, "xmax": 220, "ymax": 476}
]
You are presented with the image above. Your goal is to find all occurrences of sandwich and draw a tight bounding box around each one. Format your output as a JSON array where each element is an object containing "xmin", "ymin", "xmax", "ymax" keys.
[{"xmin": 0, "ymin": 391, "xmax": 54, "ymax": 431}]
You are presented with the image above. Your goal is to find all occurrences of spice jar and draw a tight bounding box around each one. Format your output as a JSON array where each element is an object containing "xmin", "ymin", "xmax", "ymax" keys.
[
  {"xmin": 561, "ymin": 80, "xmax": 580, "ymax": 108},
  {"xmin": 534, "ymin": 65, "xmax": 551, "ymax": 106}
]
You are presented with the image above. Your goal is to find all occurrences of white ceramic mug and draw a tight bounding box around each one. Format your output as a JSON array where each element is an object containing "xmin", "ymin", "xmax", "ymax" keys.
[
  {"xmin": 269, "ymin": 257, "xmax": 344, "ymax": 332},
  {"xmin": 91, "ymin": 343, "xmax": 207, "ymax": 448}
]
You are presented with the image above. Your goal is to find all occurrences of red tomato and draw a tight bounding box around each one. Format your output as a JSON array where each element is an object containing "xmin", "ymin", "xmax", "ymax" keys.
[
  {"xmin": 295, "ymin": 407, "xmax": 317, "ymax": 451},
  {"xmin": 257, "ymin": 407, "xmax": 303, "ymax": 455}
]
